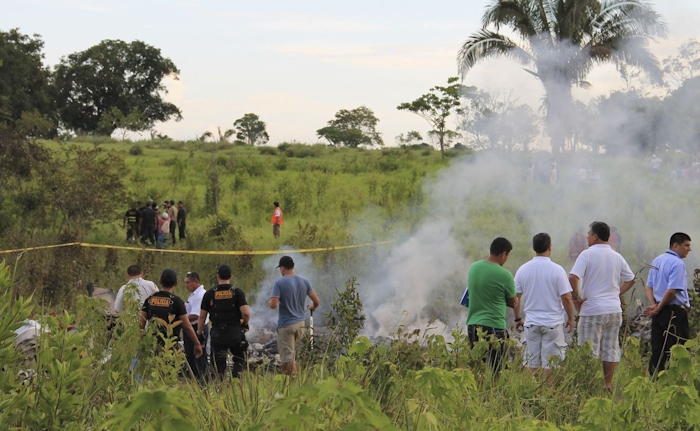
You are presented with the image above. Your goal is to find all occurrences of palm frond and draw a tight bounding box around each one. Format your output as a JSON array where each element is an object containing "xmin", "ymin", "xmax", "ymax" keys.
[
  {"xmin": 481, "ymin": 0, "xmax": 540, "ymax": 38},
  {"xmin": 606, "ymin": 37, "xmax": 663, "ymax": 84},
  {"xmin": 458, "ymin": 29, "xmax": 534, "ymax": 76},
  {"xmin": 591, "ymin": 0, "xmax": 667, "ymax": 39},
  {"xmin": 563, "ymin": 0, "xmax": 600, "ymax": 43}
]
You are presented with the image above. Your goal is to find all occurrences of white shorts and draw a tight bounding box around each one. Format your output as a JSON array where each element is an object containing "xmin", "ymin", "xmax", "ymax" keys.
[
  {"xmin": 577, "ymin": 313, "xmax": 622, "ymax": 363},
  {"xmin": 523, "ymin": 324, "xmax": 567, "ymax": 369}
]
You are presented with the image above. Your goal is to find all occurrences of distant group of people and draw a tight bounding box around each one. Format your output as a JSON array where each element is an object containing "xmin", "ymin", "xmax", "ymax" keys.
[
  {"xmin": 112, "ymin": 255, "xmax": 320, "ymax": 380},
  {"xmin": 124, "ymin": 200, "xmax": 187, "ymax": 248},
  {"xmin": 526, "ymin": 159, "xmax": 558, "ymax": 185},
  {"xmin": 669, "ymin": 156, "xmax": 700, "ymax": 182},
  {"xmin": 466, "ymin": 222, "xmax": 691, "ymax": 393},
  {"xmin": 125, "ymin": 201, "xmax": 283, "ymax": 246}
]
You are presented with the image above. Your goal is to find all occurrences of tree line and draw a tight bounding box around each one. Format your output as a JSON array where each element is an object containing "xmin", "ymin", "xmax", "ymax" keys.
[{"xmin": 2, "ymin": 0, "xmax": 700, "ymax": 157}]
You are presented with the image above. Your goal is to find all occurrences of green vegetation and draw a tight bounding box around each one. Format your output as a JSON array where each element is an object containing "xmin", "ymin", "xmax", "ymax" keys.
[
  {"xmin": 0, "ymin": 137, "xmax": 457, "ymax": 308},
  {"xmin": 3, "ymin": 261, "xmax": 700, "ymax": 430}
]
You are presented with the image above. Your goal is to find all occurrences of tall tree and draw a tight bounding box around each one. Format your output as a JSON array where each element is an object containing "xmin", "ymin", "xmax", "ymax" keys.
[
  {"xmin": 661, "ymin": 76, "xmax": 700, "ymax": 153},
  {"xmin": 662, "ymin": 38, "xmax": 700, "ymax": 90},
  {"xmin": 317, "ymin": 106, "xmax": 383, "ymax": 147},
  {"xmin": 0, "ymin": 29, "xmax": 53, "ymax": 127},
  {"xmin": 233, "ymin": 113, "xmax": 269, "ymax": 145},
  {"xmin": 397, "ymin": 77, "xmax": 464, "ymax": 158},
  {"xmin": 458, "ymin": 0, "xmax": 666, "ymax": 153},
  {"xmin": 53, "ymin": 39, "xmax": 182, "ymax": 135}
]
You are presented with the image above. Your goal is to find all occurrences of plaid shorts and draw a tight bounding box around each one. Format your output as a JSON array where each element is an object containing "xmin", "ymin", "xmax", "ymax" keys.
[{"xmin": 577, "ymin": 313, "xmax": 623, "ymax": 362}]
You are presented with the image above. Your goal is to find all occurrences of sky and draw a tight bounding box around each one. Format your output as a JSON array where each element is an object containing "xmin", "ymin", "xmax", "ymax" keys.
[{"xmin": 2, "ymin": 0, "xmax": 699, "ymax": 144}]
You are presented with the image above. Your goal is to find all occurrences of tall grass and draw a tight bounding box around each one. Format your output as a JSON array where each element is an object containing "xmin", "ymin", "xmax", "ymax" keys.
[{"xmin": 2, "ymin": 259, "xmax": 699, "ymax": 430}]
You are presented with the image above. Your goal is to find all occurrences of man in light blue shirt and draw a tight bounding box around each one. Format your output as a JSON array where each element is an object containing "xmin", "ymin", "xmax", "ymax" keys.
[
  {"xmin": 644, "ymin": 232, "xmax": 692, "ymax": 376},
  {"xmin": 269, "ymin": 256, "xmax": 320, "ymax": 376}
]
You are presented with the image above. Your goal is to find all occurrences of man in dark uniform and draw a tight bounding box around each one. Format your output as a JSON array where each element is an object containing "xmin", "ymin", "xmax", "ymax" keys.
[
  {"xmin": 139, "ymin": 268, "xmax": 203, "ymax": 359},
  {"xmin": 124, "ymin": 203, "xmax": 141, "ymax": 243},
  {"xmin": 198, "ymin": 264, "xmax": 250, "ymax": 378},
  {"xmin": 177, "ymin": 201, "xmax": 187, "ymax": 240},
  {"xmin": 140, "ymin": 203, "xmax": 157, "ymax": 246}
]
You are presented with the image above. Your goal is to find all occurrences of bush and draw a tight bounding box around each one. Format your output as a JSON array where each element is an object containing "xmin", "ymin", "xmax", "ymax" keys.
[
  {"xmin": 283, "ymin": 143, "xmax": 325, "ymax": 158},
  {"xmin": 128, "ymin": 145, "xmax": 143, "ymax": 156},
  {"xmin": 258, "ymin": 146, "xmax": 277, "ymax": 155}
]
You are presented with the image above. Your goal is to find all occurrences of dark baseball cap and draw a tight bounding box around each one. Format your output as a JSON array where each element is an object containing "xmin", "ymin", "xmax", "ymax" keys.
[
  {"xmin": 160, "ymin": 268, "xmax": 177, "ymax": 287},
  {"xmin": 276, "ymin": 255, "xmax": 294, "ymax": 269},
  {"xmin": 217, "ymin": 264, "xmax": 232, "ymax": 280}
]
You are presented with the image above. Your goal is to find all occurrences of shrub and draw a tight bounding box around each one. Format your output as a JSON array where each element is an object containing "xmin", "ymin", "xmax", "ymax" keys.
[
  {"xmin": 258, "ymin": 146, "xmax": 277, "ymax": 155},
  {"xmin": 282, "ymin": 143, "xmax": 325, "ymax": 158},
  {"xmin": 276, "ymin": 154, "xmax": 288, "ymax": 171},
  {"xmin": 128, "ymin": 144, "xmax": 143, "ymax": 156}
]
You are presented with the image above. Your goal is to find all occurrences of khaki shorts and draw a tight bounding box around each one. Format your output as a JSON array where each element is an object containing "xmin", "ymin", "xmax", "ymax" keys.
[
  {"xmin": 577, "ymin": 313, "xmax": 622, "ymax": 363},
  {"xmin": 277, "ymin": 320, "xmax": 306, "ymax": 364},
  {"xmin": 523, "ymin": 324, "xmax": 567, "ymax": 369}
]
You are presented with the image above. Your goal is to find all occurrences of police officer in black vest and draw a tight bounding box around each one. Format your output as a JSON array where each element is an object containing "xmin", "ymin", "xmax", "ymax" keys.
[
  {"xmin": 198, "ymin": 264, "xmax": 250, "ymax": 378},
  {"xmin": 124, "ymin": 203, "xmax": 141, "ymax": 243},
  {"xmin": 139, "ymin": 268, "xmax": 203, "ymax": 359}
]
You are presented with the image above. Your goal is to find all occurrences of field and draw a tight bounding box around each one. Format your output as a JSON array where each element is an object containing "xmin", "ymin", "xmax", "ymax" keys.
[{"xmin": 2, "ymin": 138, "xmax": 700, "ymax": 429}]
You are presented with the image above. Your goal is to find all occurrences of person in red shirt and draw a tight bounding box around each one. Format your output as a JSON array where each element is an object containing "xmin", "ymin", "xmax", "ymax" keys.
[
  {"xmin": 271, "ymin": 202, "xmax": 283, "ymax": 238},
  {"xmin": 568, "ymin": 227, "xmax": 587, "ymax": 261}
]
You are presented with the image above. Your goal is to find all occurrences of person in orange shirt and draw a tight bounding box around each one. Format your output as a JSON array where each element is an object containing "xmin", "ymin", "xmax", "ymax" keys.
[{"xmin": 271, "ymin": 202, "xmax": 283, "ymax": 238}]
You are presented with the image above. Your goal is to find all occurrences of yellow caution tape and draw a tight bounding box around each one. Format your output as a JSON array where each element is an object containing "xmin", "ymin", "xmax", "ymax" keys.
[{"xmin": 0, "ymin": 240, "xmax": 394, "ymax": 256}]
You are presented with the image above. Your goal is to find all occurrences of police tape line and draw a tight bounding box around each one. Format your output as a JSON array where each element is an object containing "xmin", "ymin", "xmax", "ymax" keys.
[{"xmin": 0, "ymin": 240, "xmax": 395, "ymax": 256}]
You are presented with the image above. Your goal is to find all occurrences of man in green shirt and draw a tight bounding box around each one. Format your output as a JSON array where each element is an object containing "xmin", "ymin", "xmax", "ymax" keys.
[{"xmin": 466, "ymin": 237, "xmax": 518, "ymax": 374}]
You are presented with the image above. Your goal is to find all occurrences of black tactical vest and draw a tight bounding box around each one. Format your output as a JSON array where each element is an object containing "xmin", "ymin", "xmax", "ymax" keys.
[
  {"xmin": 146, "ymin": 292, "xmax": 177, "ymax": 321},
  {"xmin": 126, "ymin": 209, "xmax": 138, "ymax": 224},
  {"xmin": 209, "ymin": 284, "xmax": 240, "ymax": 325}
]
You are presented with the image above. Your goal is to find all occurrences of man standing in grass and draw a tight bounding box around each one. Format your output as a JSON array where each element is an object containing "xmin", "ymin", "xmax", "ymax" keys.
[
  {"xmin": 269, "ymin": 256, "xmax": 320, "ymax": 376},
  {"xmin": 271, "ymin": 202, "xmax": 283, "ymax": 238},
  {"xmin": 139, "ymin": 269, "xmax": 203, "ymax": 359},
  {"xmin": 168, "ymin": 200, "xmax": 178, "ymax": 245},
  {"xmin": 514, "ymin": 233, "xmax": 575, "ymax": 377},
  {"xmin": 198, "ymin": 264, "xmax": 250, "ymax": 379},
  {"xmin": 123, "ymin": 203, "xmax": 140, "ymax": 243},
  {"xmin": 466, "ymin": 237, "xmax": 518, "ymax": 374},
  {"xmin": 644, "ymin": 232, "xmax": 692, "ymax": 377},
  {"xmin": 177, "ymin": 201, "xmax": 187, "ymax": 241},
  {"xmin": 569, "ymin": 221, "xmax": 636, "ymax": 393},
  {"xmin": 114, "ymin": 265, "xmax": 159, "ymax": 313},
  {"xmin": 183, "ymin": 271, "xmax": 208, "ymax": 379},
  {"xmin": 139, "ymin": 203, "xmax": 156, "ymax": 246}
]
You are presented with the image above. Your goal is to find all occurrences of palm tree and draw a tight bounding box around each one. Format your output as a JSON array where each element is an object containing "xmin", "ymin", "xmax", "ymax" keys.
[{"xmin": 458, "ymin": 0, "xmax": 667, "ymax": 153}]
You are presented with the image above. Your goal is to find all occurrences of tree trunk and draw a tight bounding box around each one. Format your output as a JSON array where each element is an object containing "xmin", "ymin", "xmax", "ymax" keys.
[
  {"xmin": 542, "ymin": 80, "xmax": 573, "ymax": 154},
  {"xmin": 439, "ymin": 133, "xmax": 445, "ymax": 158}
]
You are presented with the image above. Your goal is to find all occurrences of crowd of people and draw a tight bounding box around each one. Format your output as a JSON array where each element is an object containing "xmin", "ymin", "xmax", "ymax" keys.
[
  {"xmin": 466, "ymin": 222, "xmax": 691, "ymax": 393},
  {"xmin": 124, "ymin": 201, "xmax": 284, "ymax": 247},
  {"xmin": 124, "ymin": 200, "xmax": 187, "ymax": 248},
  {"xmin": 112, "ymin": 255, "xmax": 320, "ymax": 380}
]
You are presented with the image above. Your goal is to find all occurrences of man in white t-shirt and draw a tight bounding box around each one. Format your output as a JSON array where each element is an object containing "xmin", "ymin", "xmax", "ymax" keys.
[
  {"xmin": 514, "ymin": 233, "xmax": 575, "ymax": 376},
  {"xmin": 569, "ymin": 221, "xmax": 636, "ymax": 392},
  {"xmin": 114, "ymin": 265, "xmax": 159, "ymax": 313},
  {"xmin": 183, "ymin": 271, "xmax": 209, "ymax": 379}
]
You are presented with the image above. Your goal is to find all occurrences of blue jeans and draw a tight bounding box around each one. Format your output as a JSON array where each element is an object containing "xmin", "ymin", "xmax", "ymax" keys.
[{"xmin": 157, "ymin": 233, "xmax": 170, "ymax": 248}]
